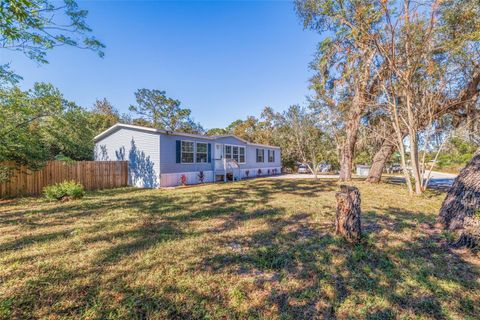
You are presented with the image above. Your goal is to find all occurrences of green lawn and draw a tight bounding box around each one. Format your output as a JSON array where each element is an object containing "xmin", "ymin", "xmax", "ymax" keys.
[{"xmin": 1, "ymin": 179, "xmax": 479, "ymax": 319}]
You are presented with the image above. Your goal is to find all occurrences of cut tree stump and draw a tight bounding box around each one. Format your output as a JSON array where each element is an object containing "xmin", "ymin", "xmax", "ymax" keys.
[{"xmin": 335, "ymin": 185, "xmax": 362, "ymax": 243}]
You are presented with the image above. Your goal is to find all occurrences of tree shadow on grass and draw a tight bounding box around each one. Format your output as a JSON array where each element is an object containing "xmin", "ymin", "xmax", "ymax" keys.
[
  {"xmin": 246, "ymin": 178, "xmax": 338, "ymax": 198},
  {"xmin": 0, "ymin": 229, "xmax": 72, "ymax": 252},
  {"xmin": 2, "ymin": 260, "xmax": 244, "ymax": 319},
  {"xmin": 0, "ymin": 189, "xmax": 295, "ymax": 319},
  {"xmin": 0, "ymin": 186, "xmax": 259, "ymax": 268},
  {"xmin": 196, "ymin": 206, "xmax": 480, "ymax": 319},
  {"xmin": 363, "ymin": 207, "xmax": 434, "ymax": 234},
  {"xmin": 0, "ymin": 178, "xmax": 336, "ymax": 228},
  {"xmin": 94, "ymin": 220, "xmax": 187, "ymax": 265},
  {"xmin": 2, "ymin": 180, "xmax": 478, "ymax": 318},
  {"xmin": 111, "ymin": 282, "xmax": 217, "ymax": 319},
  {"xmin": 198, "ymin": 213, "xmax": 345, "ymax": 318}
]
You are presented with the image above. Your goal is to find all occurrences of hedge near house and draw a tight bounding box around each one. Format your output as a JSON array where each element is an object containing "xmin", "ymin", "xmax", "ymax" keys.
[{"xmin": 43, "ymin": 181, "xmax": 85, "ymax": 201}]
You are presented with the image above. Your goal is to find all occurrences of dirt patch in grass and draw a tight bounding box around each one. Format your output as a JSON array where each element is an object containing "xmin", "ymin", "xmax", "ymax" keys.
[{"xmin": 0, "ymin": 179, "xmax": 479, "ymax": 319}]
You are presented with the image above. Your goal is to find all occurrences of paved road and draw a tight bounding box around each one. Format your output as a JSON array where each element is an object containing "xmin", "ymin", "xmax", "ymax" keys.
[
  {"xmin": 271, "ymin": 171, "xmax": 457, "ymax": 190},
  {"xmin": 386, "ymin": 171, "xmax": 457, "ymax": 189},
  {"xmin": 424, "ymin": 171, "xmax": 457, "ymax": 186},
  {"xmin": 270, "ymin": 173, "xmax": 339, "ymax": 179}
]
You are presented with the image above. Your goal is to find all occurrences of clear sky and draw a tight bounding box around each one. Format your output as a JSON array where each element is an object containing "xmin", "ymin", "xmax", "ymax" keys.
[{"xmin": 1, "ymin": 0, "xmax": 320, "ymax": 129}]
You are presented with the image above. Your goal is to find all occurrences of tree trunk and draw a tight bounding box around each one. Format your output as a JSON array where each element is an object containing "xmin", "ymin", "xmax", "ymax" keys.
[
  {"xmin": 339, "ymin": 113, "xmax": 361, "ymax": 181},
  {"xmin": 438, "ymin": 149, "xmax": 480, "ymax": 233},
  {"xmin": 366, "ymin": 139, "xmax": 396, "ymax": 183},
  {"xmin": 404, "ymin": 89, "xmax": 423, "ymax": 195},
  {"xmin": 335, "ymin": 185, "xmax": 362, "ymax": 243},
  {"xmin": 408, "ymin": 131, "xmax": 422, "ymax": 195},
  {"xmin": 339, "ymin": 144, "xmax": 353, "ymax": 181}
]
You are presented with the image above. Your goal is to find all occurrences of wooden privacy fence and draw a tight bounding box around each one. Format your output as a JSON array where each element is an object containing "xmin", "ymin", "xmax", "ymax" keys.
[{"xmin": 0, "ymin": 161, "xmax": 129, "ymax": 198}]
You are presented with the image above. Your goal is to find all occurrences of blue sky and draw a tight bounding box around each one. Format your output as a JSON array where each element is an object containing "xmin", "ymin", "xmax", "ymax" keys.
[{"xmin": 2, "ymin": 0, "xmax": 320, "ymax": 129}]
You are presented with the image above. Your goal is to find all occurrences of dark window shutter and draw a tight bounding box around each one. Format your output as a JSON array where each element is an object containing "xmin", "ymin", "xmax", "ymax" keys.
[
  {"xmin": 176, "ymin": 140, "xmax": 181, "ymax": 163},
  {"xmin": 207, "ymin": 143, "xmax": 212, "ymax": 163},
  {"xmin": 272, "ymin": 150, "xmax": 275, "ymax": 162},
  {"xmin": 262, "ymin": 149, "xmax": 265, "ymax": 162}
]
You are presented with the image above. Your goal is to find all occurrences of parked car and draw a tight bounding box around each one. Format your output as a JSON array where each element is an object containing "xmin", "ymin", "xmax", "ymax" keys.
[
  {"xmin": 317, "ymin": 163, "xmax": 331, "ymax": 173},
  {"xmin": 297, "ymin": 164, "xmax": 310, "ymax": 174},
  {"xmin": 387, "ymin": 164, "xmax": 403, "ymax": 174}
]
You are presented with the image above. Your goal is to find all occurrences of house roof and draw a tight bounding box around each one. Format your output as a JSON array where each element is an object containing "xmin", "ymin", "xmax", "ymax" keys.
[{"xmin": 94, "ymin": 123, "xmax": 280, "ymax": 149}]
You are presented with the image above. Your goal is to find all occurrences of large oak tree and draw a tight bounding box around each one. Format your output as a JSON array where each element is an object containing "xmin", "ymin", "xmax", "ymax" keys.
[
  {"xmin": 365, "ymin": 0, "xmax": 480, "ymax": 186},
  {"xmin": 295, "ymin": 0, "xmax": 383, "ymax": 181}
]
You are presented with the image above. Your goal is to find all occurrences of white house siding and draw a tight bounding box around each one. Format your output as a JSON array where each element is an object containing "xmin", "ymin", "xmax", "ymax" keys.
[
  {"xmin": 94, "ymin": 127, "xmax": 160, "ymax": 188},
  {"xmin": 159, "ymin": 135, "xmax": 281, "ymax": 187},
  {"xmin": 94, "ymin": 125, "xmax": 282, "ymax": 188},
  {"xmin": 213, "ymin": 136, "xmax": 282, "ymax": 173}
]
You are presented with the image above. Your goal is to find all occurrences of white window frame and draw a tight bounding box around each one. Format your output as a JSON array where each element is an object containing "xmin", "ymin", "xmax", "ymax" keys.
[
  {"xmin": 225, "ymin": 145, "xmax": 232, "ymax": 160},
  {"xmin": 196, "ymin": 142, "xmax": 208, "ymax": 163},
  {"xmin": 256, "ymin": 148, "xmax": 264, "ymax": 163},
  {"xmin": 239, "ymin": 147, "xmax": 245, "ymax": 164},
  {"xmin": 224, "ymin": 144, "xmax": 246, "ymax": 164},
  {"xmin": 232, "ymin": 146, "xmax": 239, "ymax": 162},
  {"xmin": 268, "ymin": 149, "xmax": 275, "ymax": 163},
  {"xmin": 181, "ymin": 140, "xmax": 195, "ymax": 164}
]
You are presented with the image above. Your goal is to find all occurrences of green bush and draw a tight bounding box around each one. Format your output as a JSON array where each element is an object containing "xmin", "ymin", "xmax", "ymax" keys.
[{"xmin": 43, "ymin": 180, "xmax": 85, "ymax": 201}]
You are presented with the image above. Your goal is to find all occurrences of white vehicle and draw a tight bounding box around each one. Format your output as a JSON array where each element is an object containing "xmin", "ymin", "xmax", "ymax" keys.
[
  {"xmin": 297, "ymin": 164, "xmax": 310, "ymax": 174},
  {"xmin": 317, "ymin": 163, "xmax": 331, "ymax": 173}
]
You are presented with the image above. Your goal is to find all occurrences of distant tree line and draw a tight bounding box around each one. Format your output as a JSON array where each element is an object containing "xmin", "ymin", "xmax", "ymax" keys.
[{"xmin": 0, "ymin": 84, "xmax": 206, "ymax": 180}]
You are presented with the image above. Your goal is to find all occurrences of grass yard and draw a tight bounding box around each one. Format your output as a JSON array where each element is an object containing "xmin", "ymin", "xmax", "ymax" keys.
[{"xmin": 1, "ymin": 179, "xmax": 479, "ymax": 319}]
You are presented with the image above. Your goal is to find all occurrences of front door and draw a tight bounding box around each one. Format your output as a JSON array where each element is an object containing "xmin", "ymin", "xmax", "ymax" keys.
[{"xmin": 214, "ymin": 143, "xmax": 223, "ymax": 170}]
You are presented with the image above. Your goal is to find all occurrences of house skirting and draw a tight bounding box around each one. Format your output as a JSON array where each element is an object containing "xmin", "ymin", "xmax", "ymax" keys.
[
  {"xmin": 238, "ymin": 167, "xmax": 281, "ymax": 179},
  {"xmin": 160, "ymin": 171, "xmax": 214, "ymax": 187},
  {"xmin": 159, "ymin": 167, "xmax": 281, "ymax": 187}
]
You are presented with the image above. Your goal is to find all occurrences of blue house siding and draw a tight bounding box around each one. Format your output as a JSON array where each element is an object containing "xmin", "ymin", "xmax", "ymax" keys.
[
  {"xmin": 94, "ymin": 124, "xmax": 281, "ymax": 188},
  {"xmin": 159, "ymin": 134, "xmax": 214, "ymax": 173},
  {"xmin": 159, "ymin": 134, "xmax": 215, "ymax": 186},
  {"xmin": 245, "ymin": 145, "xmax": 281, "ymax": 170}
]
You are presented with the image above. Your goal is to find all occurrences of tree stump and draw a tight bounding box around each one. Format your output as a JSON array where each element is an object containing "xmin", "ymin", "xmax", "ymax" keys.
[{"xmin": 335, "ymin": 185, "xmax": 362, "ymax": 243}]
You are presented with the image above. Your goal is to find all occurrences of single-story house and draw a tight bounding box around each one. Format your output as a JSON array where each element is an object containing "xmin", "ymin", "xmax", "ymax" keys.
[{"xmin": 94, "ymin": 123, "xmax": 282, "ymax": 188}]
